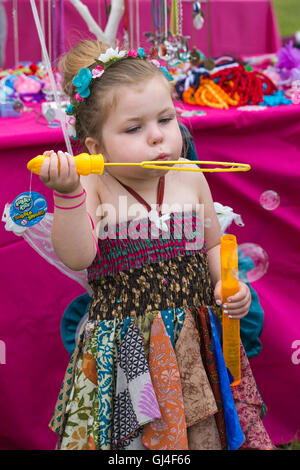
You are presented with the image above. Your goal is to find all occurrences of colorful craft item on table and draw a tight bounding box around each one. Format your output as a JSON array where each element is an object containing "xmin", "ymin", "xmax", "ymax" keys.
[
  {"xmin": 0, "ymin": 62, "xmax": 64, "ymax": 106},
  {"xmin": 1, "ymin": 62, "xmax": 43, "ymax": 79},
  {"xmin": 249, "ymin": 42, "xmax": 300, "ymax": 89},
  {"xmin": 286, "ymin": 81, "xmax": 300, "ymax": 104},
  {"xmin": 0, "ymin": 101, "xmax": 22, "ymax": 118},
  {"xmin": 260, "ymin": 90, "xmax": 292, "ymax": 107},
  {"xmin": 276, "ymin": 41, "xmax": 300, "ymax": 74},
  {"xmin": 260, "ymin": 67, "xmax": 282, "ymax": 87},
  {"xmin": 195, "ymin": 78, "xmax": 239, "ymax": 109},
  {"xmin": 210, "ymin": 65, "xmax": 278, "ymax": 107},
  {"xmin": 182, "ymin": 86, "xmax": 197, "ymax": 105},
  {"xmin": 180, "ymin": 63, "xmax": 285, "ymax": 109},
  {"xmin": 27, "ymin": 153, "xmax": 251, "ymax": 177},
  {"xmin": 14, "ymin": 74, "xmax": 43, "ymax": 102},
  {"xmin": 177, "ymin": 109, "xmax": 206, "ymax": 118},
  {"xmin": 182, "ymin": 78, "xmax": 239, "ymax": 109}
]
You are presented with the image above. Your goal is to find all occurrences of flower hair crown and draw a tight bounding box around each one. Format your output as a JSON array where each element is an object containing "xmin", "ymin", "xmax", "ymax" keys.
[{"xmin": 65, "ymin": 47, "xmax": 173, "ymax": 139}]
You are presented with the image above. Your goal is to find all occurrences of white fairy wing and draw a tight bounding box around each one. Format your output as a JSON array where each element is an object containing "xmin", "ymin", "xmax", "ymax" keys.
[
  {"xmin": 2, "ymin": 204, "xmax": 91, "ymax": 295},
  {"xmin": 214, "ymin": 202, "xmax": 245, "ymax": 233}
]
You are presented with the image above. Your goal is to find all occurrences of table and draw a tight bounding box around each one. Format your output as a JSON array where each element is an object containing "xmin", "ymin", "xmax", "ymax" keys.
[
  {"xmin": 2, "ymin": 0, "xmax": 281, "ymax": 69},
  {"xmin": 1, "ymin": 101, "xmax": 299, "ymax": 449},
  {"xmin": 179, "ymin": 100, "xmax": 300, "ymax": 445}
]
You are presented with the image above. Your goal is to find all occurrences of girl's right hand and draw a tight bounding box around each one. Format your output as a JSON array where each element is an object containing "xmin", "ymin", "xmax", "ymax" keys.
[{"xmin": 39, "ymin": 150, "xmax": 80, "ymax": 194}]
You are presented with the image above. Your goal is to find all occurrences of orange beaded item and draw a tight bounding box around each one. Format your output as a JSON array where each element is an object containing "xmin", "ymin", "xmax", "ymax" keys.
[
  {"xmin": 193, "ymin": 78, "xmax": 239, "ymax": 109},
  {"xmin": 182, "ymin": 86, "xmax": 197, "ymax": 105}
]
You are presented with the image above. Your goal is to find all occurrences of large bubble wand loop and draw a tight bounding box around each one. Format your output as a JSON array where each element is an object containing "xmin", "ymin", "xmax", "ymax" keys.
[
  {"xmin": 30, "ymin": 0, "xmax": 73, "ymax": 156},
  {"xmin": 27, "ymin": 153, "xmax": 251, "ymax": 175}
]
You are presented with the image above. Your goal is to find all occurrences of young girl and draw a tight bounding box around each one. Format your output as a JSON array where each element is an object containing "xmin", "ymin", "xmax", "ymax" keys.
[{"xmin": 41, "ymin": 40, "xmax": 273, "ymax": 450}]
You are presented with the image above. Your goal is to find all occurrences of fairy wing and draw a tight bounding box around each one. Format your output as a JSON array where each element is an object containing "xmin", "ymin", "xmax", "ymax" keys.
[
  {"xmin": 214, "ymin": 202, "xmax": 244, "ymax": 233},
  {"xmin": 2, "ymin": 204, "xmax": 92, "ymax": 295}
]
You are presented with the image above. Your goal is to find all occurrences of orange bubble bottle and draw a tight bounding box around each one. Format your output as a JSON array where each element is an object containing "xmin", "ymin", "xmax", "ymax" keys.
[{"xmin": 221, "ymin": 234, "xmax": 241, "ymax": 386}]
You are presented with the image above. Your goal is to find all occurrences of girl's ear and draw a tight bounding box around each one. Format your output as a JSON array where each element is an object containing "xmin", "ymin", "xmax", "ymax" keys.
[{"xmin": 85, "ymin": 136, "xmax": 101, "ymax": 155}]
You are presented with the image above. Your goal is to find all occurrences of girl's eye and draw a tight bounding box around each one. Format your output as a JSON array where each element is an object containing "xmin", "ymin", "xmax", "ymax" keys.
[
  {"xmin": 125, "ymin": 126, "xmax": 140, "ymax": 133},
  {"xmin": 159, "ymin": 116, "xmax": 174, "ymax": 123}
]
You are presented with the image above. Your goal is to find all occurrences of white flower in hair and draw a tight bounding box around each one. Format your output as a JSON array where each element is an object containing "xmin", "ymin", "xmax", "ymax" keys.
[{"xmin": 98, "ymin": 47, "xmax": 127, "ymax": 63}]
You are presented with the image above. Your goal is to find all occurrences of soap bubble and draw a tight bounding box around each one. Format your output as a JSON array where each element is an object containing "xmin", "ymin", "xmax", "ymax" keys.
[
  {"xmin": 260, "ymin": 190, "xmax": 280, "ymax": 210},
  {"xmin": 230, "ymin": 243, "xmax": 269, "ymax": 283}
]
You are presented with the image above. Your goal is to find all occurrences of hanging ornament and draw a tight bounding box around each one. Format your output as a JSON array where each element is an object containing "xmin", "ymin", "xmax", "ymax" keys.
[
  {"xmin": 170, "ymin": 0, "xmax": 178, "ymax": 38},
  {"xmin": 192, "ymin": 1, "xmax": 204, "ymax": 30},
  {"xmin": 12, "ymin": 0, "xmax": 19, "ymax": 66},
  {"xmin": 203, "ymin": 57, "xmax": 216, "ymax": 71},
  {"xmin": 123, "ymin": 0, "xmax": 129, "ymax": 49},
  {"xmin": 190, "ymin": 46, "xmax": 202, "ymax": 66}
]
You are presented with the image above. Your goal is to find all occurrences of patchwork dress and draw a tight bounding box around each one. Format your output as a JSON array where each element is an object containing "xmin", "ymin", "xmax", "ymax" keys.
[{"xmin": 49, "ymin": 175, "xmax": 273, "ymax": 450}]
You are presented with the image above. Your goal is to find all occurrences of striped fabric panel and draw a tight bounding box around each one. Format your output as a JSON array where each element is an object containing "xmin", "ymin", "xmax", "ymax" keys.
[{"xmin": 88, "ymin": 211, "xmax": 206, "ymax": 281}]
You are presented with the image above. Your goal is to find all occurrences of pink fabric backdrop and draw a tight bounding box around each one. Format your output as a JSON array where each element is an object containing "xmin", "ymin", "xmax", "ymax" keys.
[
  {"xmin": 0, "ymin": 100, "xmax": 300, "ymax": 449},
  {"xmin": 3, "ymin": 0, "xmax": 281, "ymax": 69}
]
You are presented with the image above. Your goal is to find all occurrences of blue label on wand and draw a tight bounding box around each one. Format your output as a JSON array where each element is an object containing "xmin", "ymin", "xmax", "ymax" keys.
[{"xmin": 10, "ymin": 191, "xmax": 47, "ymax": 227}]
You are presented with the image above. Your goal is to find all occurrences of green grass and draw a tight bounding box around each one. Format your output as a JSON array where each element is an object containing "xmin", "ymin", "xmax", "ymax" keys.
[
  {"xmin": 272, "ymin": 0, "xmax": 300, "ymax": 37},
  {"xmin": 276, "ymin": 434, "xmax": 300, "ymax": 450}
]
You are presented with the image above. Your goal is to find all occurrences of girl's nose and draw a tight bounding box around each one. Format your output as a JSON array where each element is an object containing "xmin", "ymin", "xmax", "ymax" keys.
[{"xmin": 148, "ymin": 124, "xmax": 164, "ymax": 145}]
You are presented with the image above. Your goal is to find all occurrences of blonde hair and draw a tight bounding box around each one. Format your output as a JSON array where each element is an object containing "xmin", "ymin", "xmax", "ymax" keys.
[{"xmin": 59, "ymin": 40, "xmax": 172, "ymax": 152}]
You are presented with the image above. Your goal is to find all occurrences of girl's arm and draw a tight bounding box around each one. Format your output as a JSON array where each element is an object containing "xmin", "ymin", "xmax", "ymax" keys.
[{"xmin": 40, "ymin": 151, "xmax": 100, "ymax": 271}]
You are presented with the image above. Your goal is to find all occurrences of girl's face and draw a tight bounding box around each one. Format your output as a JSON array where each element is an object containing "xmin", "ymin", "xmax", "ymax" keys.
[{"xmin": 98, "ymin": 77, "xmax": 183, "ymax": 185}]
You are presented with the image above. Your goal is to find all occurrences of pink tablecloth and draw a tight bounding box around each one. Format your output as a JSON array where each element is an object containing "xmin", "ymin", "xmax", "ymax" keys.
[
  {"xmin": 1, "ymin": 101, "xmax": 299, "ymax": 449},
  {"xmin": 3, "ymin": 0, "xmax": 281, "ymax": 69}
]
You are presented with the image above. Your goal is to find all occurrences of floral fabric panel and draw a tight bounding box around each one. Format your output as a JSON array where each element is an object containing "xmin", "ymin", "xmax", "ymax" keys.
[
  {"xmin": 187, "ymin": 416, "xmax": 222, "ymax": 450},
  {"xmin": 49, "ymin": 330, "xmax": 86, "ymax": 438},
  {"xmin": 231, "ymin": 342, "xmax": 274, "ymax": 450},
  {"xmin": 142, "ymin": 313, "xmax": 188, "ymax": 450},
  {"xmin": 96, "ymin": 319, "xmax": 120, "ymax": 449},
  {"xmin": 112, "ymin": 321, "xmax": 161, "ymax": 449},
  {"xmin": 59, "ymin": 354, "xmax": 98, "ymax": 450}
]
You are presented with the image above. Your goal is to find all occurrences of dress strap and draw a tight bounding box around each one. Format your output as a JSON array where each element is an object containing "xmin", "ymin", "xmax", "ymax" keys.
[{"xmin": 113, "ymin": 175, "xmax": 165, "ymax": 216}]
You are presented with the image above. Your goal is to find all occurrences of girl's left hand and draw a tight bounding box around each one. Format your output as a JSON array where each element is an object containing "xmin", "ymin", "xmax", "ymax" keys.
[{"xmin": 214, "ymin": 280, "xmax": 251, "ymax": 319}]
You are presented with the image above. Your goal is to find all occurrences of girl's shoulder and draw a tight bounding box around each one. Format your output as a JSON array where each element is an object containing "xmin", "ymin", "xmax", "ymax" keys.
[{"xmin": 172, "ymin": 157, "xmax": 206, "ymax": 201}]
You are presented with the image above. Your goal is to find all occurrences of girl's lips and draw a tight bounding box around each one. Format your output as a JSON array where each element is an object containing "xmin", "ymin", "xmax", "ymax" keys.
[{"xmin": 153, "ymin": 155, "xmax": 168, "ymax": 161}]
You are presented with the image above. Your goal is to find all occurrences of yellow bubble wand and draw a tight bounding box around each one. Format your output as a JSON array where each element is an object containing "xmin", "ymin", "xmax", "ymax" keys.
[{"xmin": 27, "ymin": 153, "xmax": 251, "ymax": 175}]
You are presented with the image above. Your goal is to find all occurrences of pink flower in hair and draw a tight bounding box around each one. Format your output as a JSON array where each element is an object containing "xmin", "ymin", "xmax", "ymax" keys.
[
  {"xmin": 92, "ymin": 65, "xmax": 104, "ymax": 78},
  {"xmin": 128, "ymin": 49, "xmax": 138, "ymax": 57},
  {"xmin": 150, "ymin": 59, "xmax": 161, "ymax": 68},
  {"xmin": 68, "ymin": 116, "xmax": 76, "ymax": 126},
  {"xmin": 75, "ymin": 93, "xmax": 83, "ymax": 102}
]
